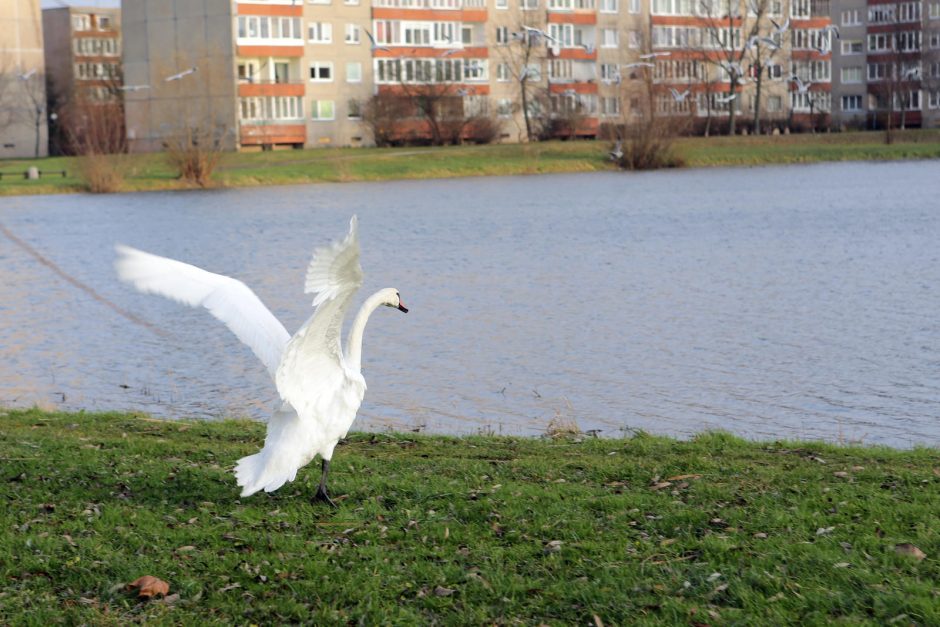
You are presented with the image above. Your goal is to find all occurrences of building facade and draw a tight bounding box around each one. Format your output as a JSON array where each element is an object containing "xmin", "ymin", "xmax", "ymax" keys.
[
  {"xmin": 123, "ymin": 0, "xmax": 835, "ymax": 151},
  {"xmin": 831, "ymin": 0, "xmax": 940, "ymax": 129},
  {"xmin": 0, "ymin": 0, "xmax": 48, "ymax": 158},
  {"xmin": 43, "ymin": 6, "xmax": 123, "ymax": 154}
]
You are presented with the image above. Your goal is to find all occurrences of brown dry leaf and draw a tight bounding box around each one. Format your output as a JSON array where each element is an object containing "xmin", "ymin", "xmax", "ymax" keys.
[
  {"xmin": 127, "ymin": 575, "xmax": 170, "ymax": 599},
  {"xmin": 593, "ymin": 614, "xmax": 604, "ymax": 627},
  {"xmin": 833, "ymin": 471, "xmax": 850, "ymax": 478},
  {"xmin": 650, "ymin": 482, "xmax": 673, "ymax": 491},
  {"xmin": 433, "ymin": 585, "xmax": 456, "ymax": 597},
  {"xmin": 176, "ymin": 545, "xmax": 196, "ymax": 552},
  {"xmin": 895, "ymin": 543, "xmax": 926, "ymax": 560},
  {"xmin": 666, "ymin": 474, "xmax": 702, "ymax": 481}
]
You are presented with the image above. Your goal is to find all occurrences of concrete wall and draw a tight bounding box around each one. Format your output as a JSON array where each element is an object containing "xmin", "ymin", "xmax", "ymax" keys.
[
  {"xmin": 0, "ymin": 0, "xmax": 48, "ymax": 158},
  {"xmin": 123, "ymin": 0, "xmax": 237, "ymax": 153},
  {"xmin": 829, "ymin": 0, "xmax": 868, "ymax": 129}
]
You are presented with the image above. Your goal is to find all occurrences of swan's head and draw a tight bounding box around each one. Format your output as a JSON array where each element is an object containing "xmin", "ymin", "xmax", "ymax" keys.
[{"xmin": 379, "ymin": 288, "xmax": 408, "ymax": 313}]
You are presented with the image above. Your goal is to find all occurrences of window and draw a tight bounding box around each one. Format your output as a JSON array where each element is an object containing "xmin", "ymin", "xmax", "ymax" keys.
[
  {"xmin": 930, "ymin": 32, "xmax": 940, "ymax": 49},
  {"xmin": 345, "ymin": 0, "xmax": 360, "ymax": 5},
  {"xmin": 600, "ymin": 0, "xmax": 617, "ymax": 12},
  {"xmin": 496, "ymin": 0, "xmax": 508, "ymax": 8},
  {"xmin": 497, "ymin": 62, "xmax": 510, "ymax": 81},
  {"xmin": 308, "ymin": 22, "xmax": 332, "ymax": 43},
  {"xmin": 600, "ymin": 63, "xmax": 618, "ymax": 80},
  {"xmin": 309, "ymin": 0, "xmax": 332, "ymax": 4},
  {"xmin": 601, "ymin": 28, "xmax": 619, "ymax": 48},
  {"xmin": 868, "ymin": 33, "xmax": 889, "ymax": 52},
  {"xmin": 309, "ymin": 62, "xmax": 333, "ymax": 81},
  {"xmin": 766, "ymin": 95, "xmax": 782, "ymax": 112},
  {"xmin": 345, "ymin": 24, "xmax": 360, "ymax": 44},
  {"xmin": 496, "ymin": 26, "xmax": 509, "ymax": 44},
  {"xmin": 97, "ymin": 15, "xmax": 112, "ymax": 30},
  {"xmin": 841, "ymin": 67, "xmax": 862, "ymax": 83},
  {"xmin": 549, "ymin": 24, "xmax": 574, "ymax": 47},
  {"xmin": 311, "ymin": 100, "xmax": 335, "ymax": 120},
  {"xmin": 791, "ymin": 0, "xmax": 810, "ymax": 18},
  {"xmin": 841, "ymin": 9, "xmax": 860, "ymax": 25},
  {"xmin": 629, "ymin": 0, "xmax": 640, "ymax": 12},
  {"xmin": 274, "ymin": 62, "xmax": 290, "ymax": 83},
  {"xmin": 841, "ymin": 95, "xmax": 862, "ymax": 111},
  {"xmin": 72, "ymin": 14, "xmax": 90, "ymax": 31},
  {"xmin": 600, "ymin": 96, "xmax": 620, "ymax": 115},
  {"xmin": 868, "ymin": 4, "xmax": 895, "ymax": 23},
  {"xmin": 347, "ymin": 99, "xmax": 362, "ymax": 119},
  {"xmin": 627, "ymin": 30, "xmax": 640, "ymax": 49},
  {"xmin": 239, "ymin": 96, "xmax": 303, "ymax": 121},
  {"xmin": 497, "ymin": 98, "xmax": 512, "ymax": 116},
  {"xmin": 841, "ymin": 40, "xmax": 863, "ymax": 55},
  {"xmin": 523, "ymin": 0, "xmax": 539, "ymax": 9},
  {"xmin": 462, "ymin": 26, "xmax": 473, "ymax": 45},
  {"xmin": 931, "ymin": 2, "xmax": 940, "ymax": 19},
  {"xmin": 346, "ymin": 62, "xmax": 362, "ymax": 82},
  {"xmin": 867, "ymin": 63, "xmax": 888, "ymax": 80},
  {"xmin": 238, "ymin": 16, "xmax": 302, "ymax": 42}
]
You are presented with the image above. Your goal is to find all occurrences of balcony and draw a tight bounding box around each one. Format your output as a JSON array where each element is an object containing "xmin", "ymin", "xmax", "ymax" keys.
[
  {"xmin": 240, "ymin": 124, "xmax": 306, "ymax": 147},
  {"xmin": 237, "ymin": 80, "xmax": 305, "ymax": 97}
]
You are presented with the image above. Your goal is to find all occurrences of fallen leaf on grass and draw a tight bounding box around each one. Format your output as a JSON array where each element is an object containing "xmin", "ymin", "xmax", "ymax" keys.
[
  {"xmin": 895, "ymin": 543, "xmax": 926, "ymax": 560},
  {"xmin": 833, "ymin": 562, "xmax": 851, "ymax": 568},
  {"xmin": 127, "ymin": 576, "xmax": 169, "ymax": 599},
  {"xmin": 816, "ymin": 527, "xmax": 835, "ymax": 536},
  {"xmin": 666, "ymin": 474, "xmax": 702, "ymax": 481},
  {"xmin": 218, "ymin": 583, "xmax": 241, "ymax": 593},
  {"xmin": 833, "ymin": 471, "xmax": 850, "ymax": 478},
  {"xmin": 544, "ymin": 540, "xmax": 563, "ymax": 554},
  {"xmin": 593, "ymin": 614, "xmax": 604, "ymax": 627},
  {"xmin": 650, "ymin": 482, "xmax": 673, "ymax": 491},
  {"xmin": 176, "ymin": 545, "xmax": 196, "ymax": 552},
  {"xmin": 433, "ymin": 585, "xmax": 455, "ymax": 597}
]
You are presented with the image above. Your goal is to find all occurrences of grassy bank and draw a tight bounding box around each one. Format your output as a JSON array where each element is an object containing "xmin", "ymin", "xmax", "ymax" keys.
[
  {"xmin": 0, "ymin": 409, "xmax": 937, "ymax": 624},
  {"xmin": 1, "ymin": 130, "xmax": 939, "ymax": 196}
]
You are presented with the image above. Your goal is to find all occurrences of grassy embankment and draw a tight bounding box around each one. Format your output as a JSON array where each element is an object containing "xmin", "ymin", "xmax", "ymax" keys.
[
  {"xmin": 1, "ymin": 129, "xmax": 939, "ymax": 196},
  {"xmin": 1, "ymin": 408, "xmax": 937, "ymax": 624}
]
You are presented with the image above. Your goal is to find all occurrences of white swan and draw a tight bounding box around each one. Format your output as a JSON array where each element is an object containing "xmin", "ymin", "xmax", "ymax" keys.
[{"xmin": 114, "ymin": 216, "xmax": 407, "ymax": 505}]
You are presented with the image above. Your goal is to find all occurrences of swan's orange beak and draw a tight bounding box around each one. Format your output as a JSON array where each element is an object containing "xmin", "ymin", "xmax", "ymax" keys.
[{"xmin": 397, "ymin": 299, "xmax": 408, "ymax": 313}]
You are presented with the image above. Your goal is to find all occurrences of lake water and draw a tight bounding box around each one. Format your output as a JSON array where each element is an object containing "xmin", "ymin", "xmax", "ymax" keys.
[{"xmin": 1, "ymin": 161, "xmax": 939, "ymax": 447}]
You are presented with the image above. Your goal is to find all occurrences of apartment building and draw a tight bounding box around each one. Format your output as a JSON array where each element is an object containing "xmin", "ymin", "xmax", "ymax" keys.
[
  {"xmin": 0, "ymin": 0, "xmax": 48, "ymax": 158},
  {"xmin": 122, "ymin": 0, "xmax": 834, "ymax": 151},
  {"xmin": 43, "ymin": 6, "xmax": 123, "ymax": 154},
  {"xmin": 831, "ymin": 0, "xmax": 940, "ymax": 129}
]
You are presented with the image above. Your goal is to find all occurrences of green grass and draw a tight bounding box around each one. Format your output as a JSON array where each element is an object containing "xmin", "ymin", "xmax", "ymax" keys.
[
  {"xmin": 1, "ymin": 409, "xmax": 937, "ymax": 624},
  {"xmin": 2, "ymin": 129, "xmax": 940, "ymax": 196}
]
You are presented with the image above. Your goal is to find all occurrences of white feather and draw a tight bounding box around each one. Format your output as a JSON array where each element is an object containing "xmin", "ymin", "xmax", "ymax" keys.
[{"xmin": 114, "ymin": 245, "xmax": 290, "ymax": 380}]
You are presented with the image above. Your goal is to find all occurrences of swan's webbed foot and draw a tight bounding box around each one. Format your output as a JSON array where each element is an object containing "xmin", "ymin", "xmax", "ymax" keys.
[
  {"xmin": 312, "ymin": 458, "xmax": 337, "ymax": 508},
  {"xmin": 313, "ymin": 485, "xmax": 337, "ymax": 508}
]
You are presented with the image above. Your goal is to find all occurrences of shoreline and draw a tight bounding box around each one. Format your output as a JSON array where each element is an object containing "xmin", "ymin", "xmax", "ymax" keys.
[{"xmin": 1, "ymin": 130, "xmax": 939, "ymax": 197}]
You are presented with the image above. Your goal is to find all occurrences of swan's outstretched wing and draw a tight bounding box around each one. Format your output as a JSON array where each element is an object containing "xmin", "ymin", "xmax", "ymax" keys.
[
  {"xmin": 115, "ymin": 245, "xmax": 291, "ymax": 380},
  {"xmin": 276, "ymin": 216, "xmax": 365, "ymax": 427}
]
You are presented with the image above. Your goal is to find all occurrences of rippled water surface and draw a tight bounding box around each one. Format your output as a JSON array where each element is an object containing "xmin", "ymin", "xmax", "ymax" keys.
[{"xmin": 2, "ymin": 161, "xmax": 940, "ymax": 446}]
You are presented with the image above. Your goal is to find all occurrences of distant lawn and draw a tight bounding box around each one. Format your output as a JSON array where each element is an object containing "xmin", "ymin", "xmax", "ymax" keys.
[
  {"xmin": 1, "ymin": 129, "xmax": 939, "ymax": 196},
  {"xmin": 1, "ymin": 408, "xmax": 937, "ymax": 624}
]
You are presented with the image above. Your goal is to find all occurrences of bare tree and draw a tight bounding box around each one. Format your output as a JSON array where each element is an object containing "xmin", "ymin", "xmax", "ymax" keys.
[
  {"xmin": 868, "ymin": 7, "xmax": 923, "ymax": 143},
  {"xmin": 494, "ymin": 16, "xmax": 551, "ymax": 141}
]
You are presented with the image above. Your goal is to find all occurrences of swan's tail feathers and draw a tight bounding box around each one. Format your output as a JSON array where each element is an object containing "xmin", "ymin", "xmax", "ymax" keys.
[
  {"xmin": 234, "ymin": 406, "xmax": 319, "ymax": 498},
  {"xmin": 234, "ymin": 452, "xmax": 296, "ymax": 498}
]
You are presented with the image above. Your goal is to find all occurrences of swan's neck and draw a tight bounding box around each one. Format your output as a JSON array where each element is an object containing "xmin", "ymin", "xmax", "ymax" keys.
[{"xmin": 345, "ymin": 291, "xmax": 386, "ymax": 372}]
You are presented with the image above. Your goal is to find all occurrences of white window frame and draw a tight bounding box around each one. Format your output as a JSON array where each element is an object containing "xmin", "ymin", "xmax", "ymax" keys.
[
  {"xmin": 311, "ymin": 99, "xmax": 335, "ymax": 121},
  {"xmin": 346, "ymin": 61, "xmax": 362, "ymax": 82},
  {"xmin": 345, "ymin": 23, "xmax": 361, "ymax": 44},
  {"xmin": 308, "ymin": 22, "xmax": 333, "ymax": 44},
  {"xmin": 309, "ymin": 61, "xmax": 334, "ymax": 82}
]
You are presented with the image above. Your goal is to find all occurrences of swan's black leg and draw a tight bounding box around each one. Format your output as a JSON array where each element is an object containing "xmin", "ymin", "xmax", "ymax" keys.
[{"xmin": 313, "ymin": 459, "xmax": 337, "ymax": 508}]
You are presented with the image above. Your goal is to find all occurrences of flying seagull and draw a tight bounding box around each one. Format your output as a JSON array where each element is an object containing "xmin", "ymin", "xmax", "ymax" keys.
[
  {"xmin": 623, "ymin": 62, "xmax": 655, "ymax": 69},
  {"xmin": 119, "ymin": 84, "xmax": 151, "ymax": 91},
  {"xmin": 115, "ymin": 217, "xmax": 409, "ymax": 506},
  {"xmin": 18, "ymin": 69, "xmax": 37, "ymax": 80},
  {"xmin": 791, "ymin": 75, "xmax": 812, "ymax": 93},
  {"xmin": 639, "ymin": 52, "xmax": 671, "ymax": 59},
  {"xmin": 609, "ymin": 140, "xmax": 623, "ymax": 161},
  {"xmin": 715, "ymin": 93, "xmax": 737, "ymax": 104},
  {"xmin": 770, "ymin": 17, "xmax": 790, "ymax": 34},
  {"xmin": 365, "ymin": 29, "xmax": 391, "ymax": 52},
  {"xmin": 164, "ymin": 66, "xmax": 197, "ymax": 82},
  {"xmin": 670, "ymin": 87, "xmax": 691, "ymax": 102}
]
